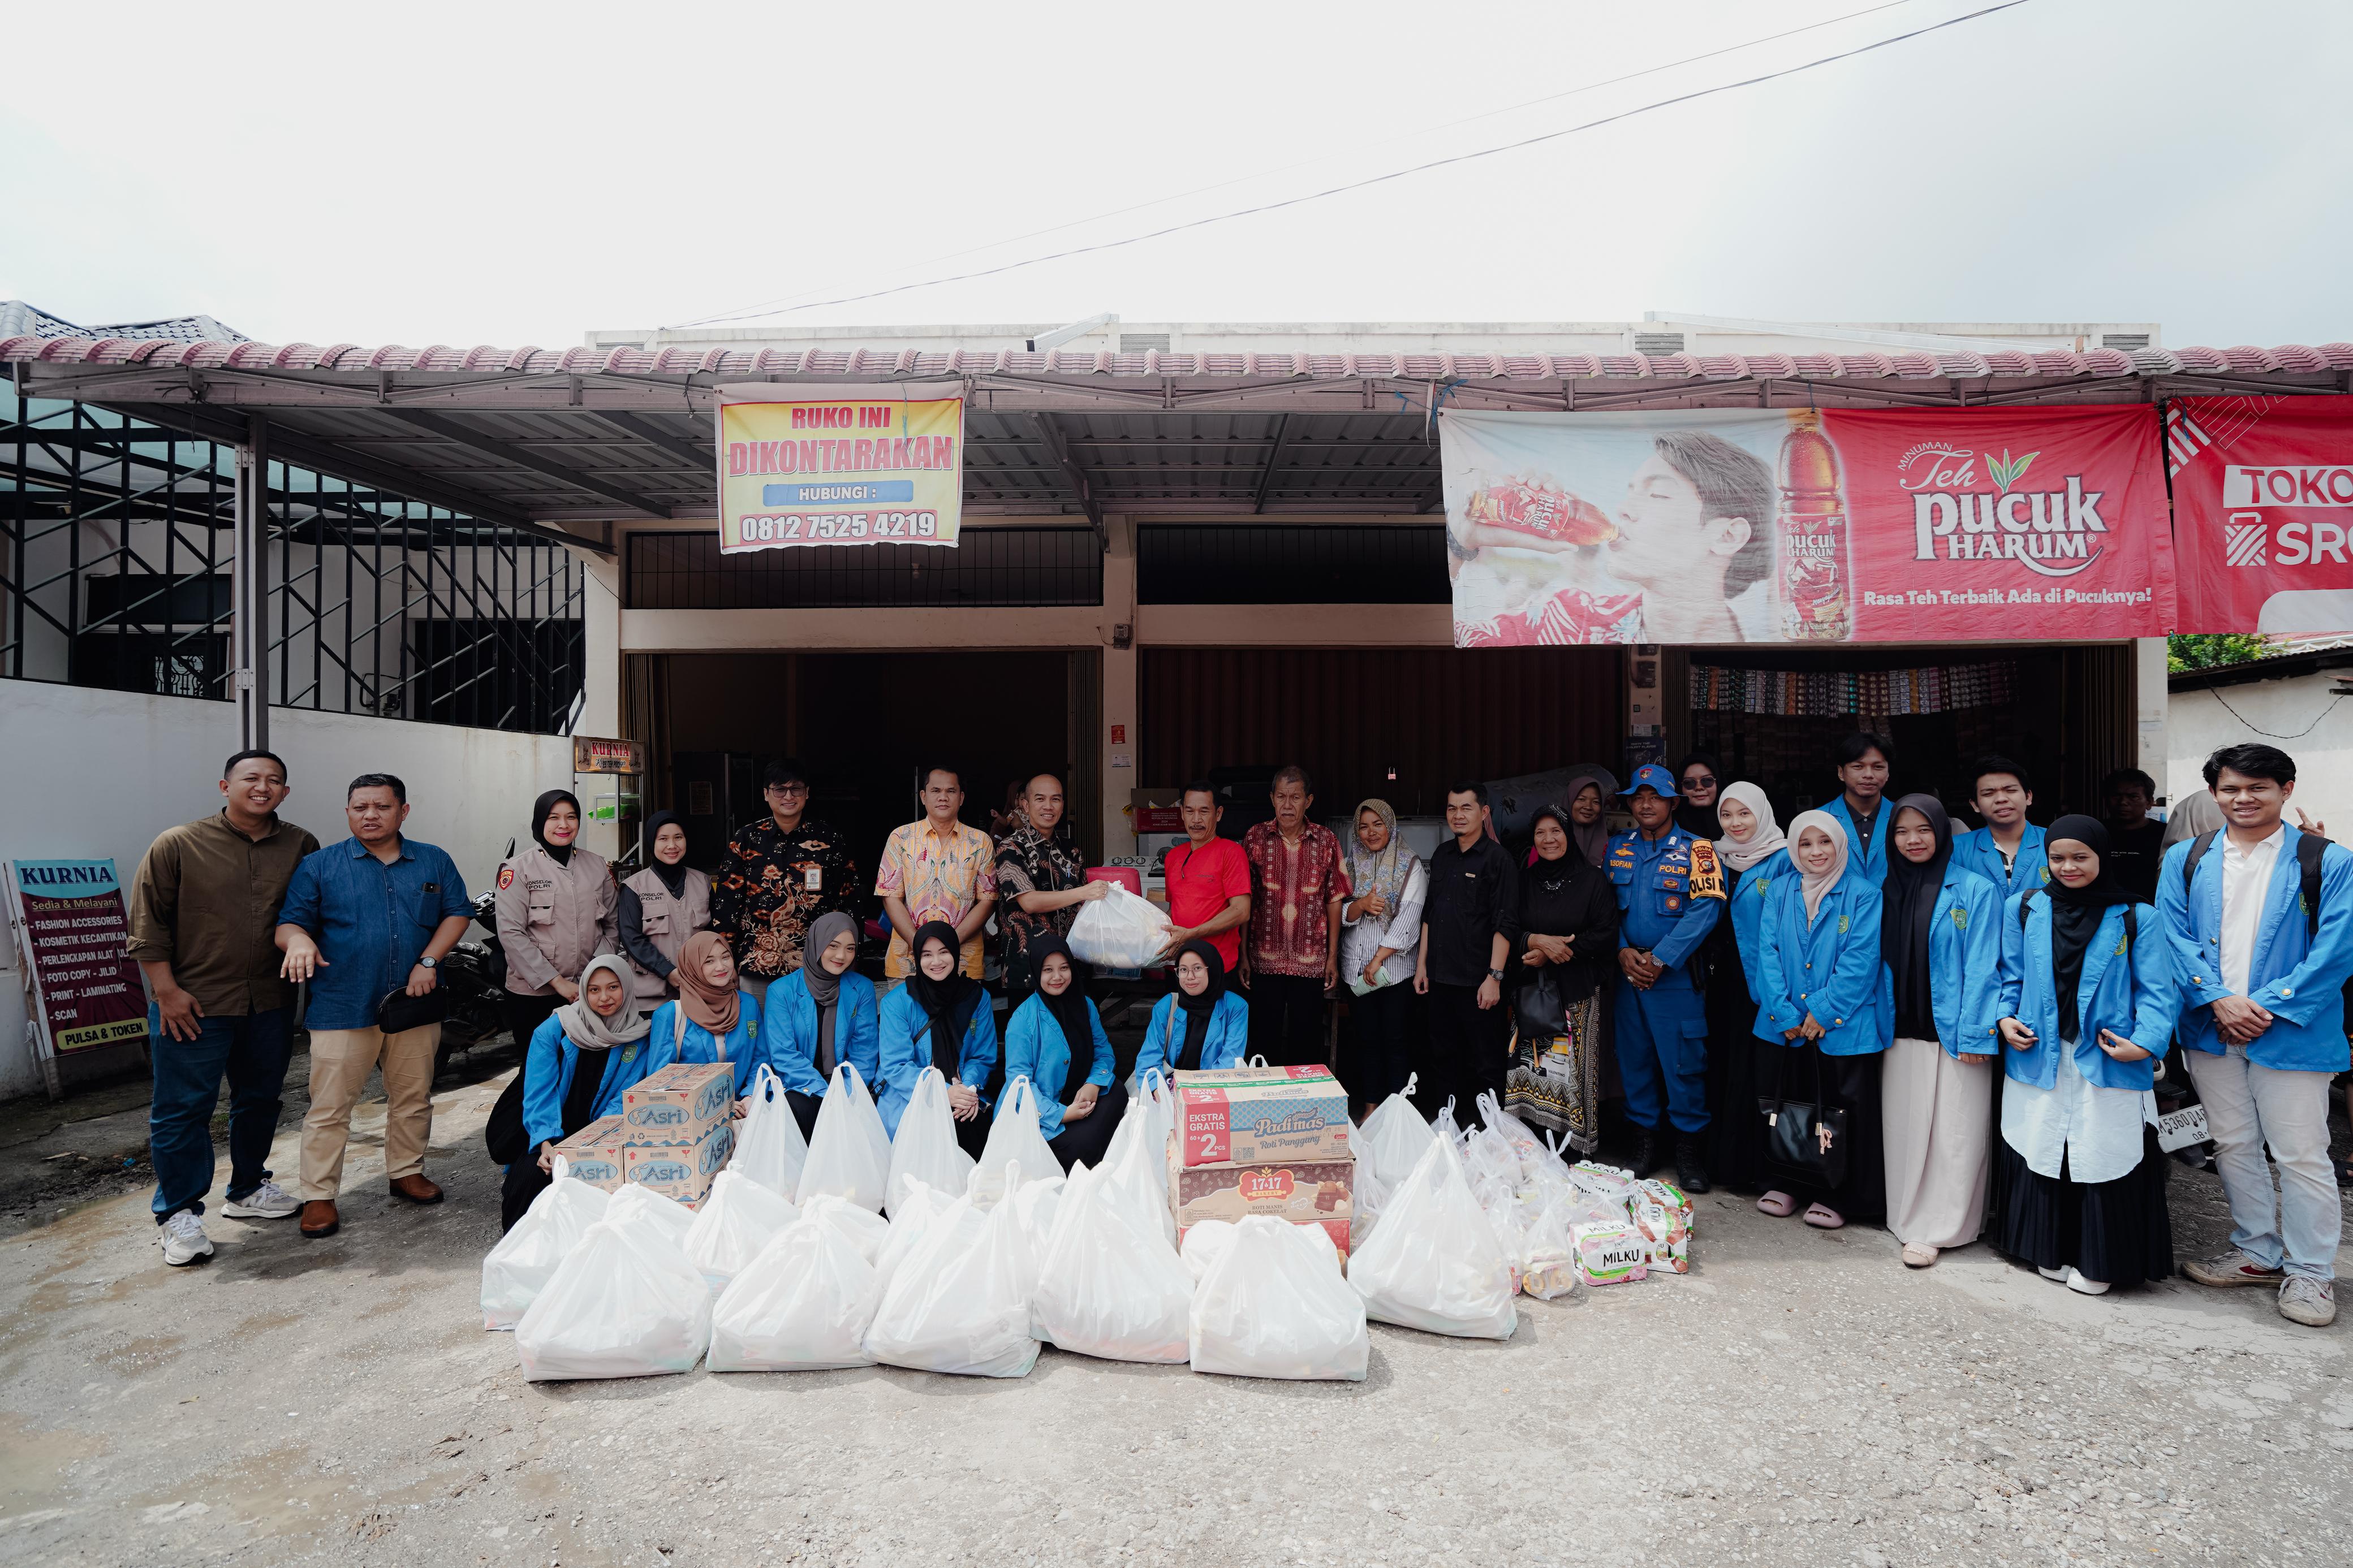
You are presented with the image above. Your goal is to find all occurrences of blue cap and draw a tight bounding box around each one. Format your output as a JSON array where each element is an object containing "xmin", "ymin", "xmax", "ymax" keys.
[{"xmin": 1621, "ymin": 763, "xmax": 1680, "ymax": 798}]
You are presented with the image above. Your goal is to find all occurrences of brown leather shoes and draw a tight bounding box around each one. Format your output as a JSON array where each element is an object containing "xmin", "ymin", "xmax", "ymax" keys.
[
  {"xmin": 387, "ymin": 1173, "xmax": 443, "ymax": 1206},
  {"xmin": 299, "ymin": 1199, "xmax": 340, "ymax": 1238}
]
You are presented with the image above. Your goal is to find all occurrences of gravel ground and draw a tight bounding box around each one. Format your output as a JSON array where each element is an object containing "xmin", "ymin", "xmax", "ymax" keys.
[{"xmin": 2, "ymin": 1074, "xmax": 2348, "ymax": 1568}]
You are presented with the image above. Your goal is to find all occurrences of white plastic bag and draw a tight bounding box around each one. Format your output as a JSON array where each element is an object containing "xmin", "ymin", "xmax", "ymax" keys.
[
  {"xmin": 800, "ymin": 1193, "xmax": 891, "ymax": 1264},
  {"xmin": 972, "ymin": 1077, "xmax": 1061, "ymax": 1206},
  {"xmin": 864, "ymin": 1191, "xmax": 1040, "ymax": 1378},
  {"xmin": 799, "ymin": 1062, "xmax": 891, "ymax": 1212},
  {"xmin": 1179, "ymin": 1219, "xmax": 1236, "ymax": 1281},
  {"xmin": 708, "ymin": 1217, "xmax": 881, "ymax": 1372},
  {"xmin": 1066, "ymin": 882, "xmax": 1174, "ymax": 971},
  {"xmin": 1348, "ymin": 1138, "xmax": 1519, "ymax": 1339},
  {"xmin": 731, "ymin": 1064, "xmax": 809, "ymax": 1200},
  {"xmin": 1349, "ymin": 1157, "xmax": 1390, "ymax": 1255},
  {"xmin": 1519, "ymin": 1198, "xmax": 1581, "ymax": 1301},
  {"xmin": 1431, "ymin": 1096, "xmax": 1464, "ymax": 1151},
  {"xmin": 1360, "ymin": 1090, "xmax": 1437, "ymax": 1189},
  {"xmin": 515, "ymin": 1218, "xmax": 713, "ymax": 1380},
  {"xmin": 1096, "ymin": 1094, "xmax": 1178, "ymax": 1247},
  {"xmin": 682, "ymin": 1169, "xmax": 801, "ymax": 1291},
  {"xmin": 886, "ymin": 1066, "xmax": 976, "ymax": 1216},
  {"xmin": 1032, "ymin": 1163, "xmax": 1193, "ymax": 1364},
  {"xmin": 873, "ymin": 1178, "xmax": 953, "ymax": 1295},
  {"xmin": 481, "ymin": 1156, "xmax": 610, "ymax": 1330},
  {"xmin": 606, "ymin": 1181, "xmax": 696, "ymax": 1251},
  {"xmin": 1189, "ymin": 1215, "xmax": 1368, "ymax": 1382}
]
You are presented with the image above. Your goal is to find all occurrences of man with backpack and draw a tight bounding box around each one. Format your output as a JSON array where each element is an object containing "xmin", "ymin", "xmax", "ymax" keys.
[{"xmin": 2157, "ymin": 743, "xmax": 2350, "ymax": 1328}]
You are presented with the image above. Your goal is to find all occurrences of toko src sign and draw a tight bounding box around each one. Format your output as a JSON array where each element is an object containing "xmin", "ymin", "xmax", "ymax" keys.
[{"xmin": 2171, "ymin": 395, "xmax": 2353, "ymax": 632}]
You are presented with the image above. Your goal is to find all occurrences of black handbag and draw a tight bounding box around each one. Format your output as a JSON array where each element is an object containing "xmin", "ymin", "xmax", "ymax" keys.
[
  {"xmin": 1515, "ymin": 968, "xmax": 1569, "ymax": 1040},
  {"xmin": 1758, "ymin": 1039, "xmax": 1848, "ymax": 1190},
  {"xmin": 375, "ymin": 984, "xmax": 450, "ymax": 1035}
]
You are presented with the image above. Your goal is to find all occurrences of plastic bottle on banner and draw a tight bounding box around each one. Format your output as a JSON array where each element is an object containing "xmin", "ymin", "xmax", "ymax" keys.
[{"xmin": 1777, "ymin": 409, "xmax": 1852, "ymax": 642}]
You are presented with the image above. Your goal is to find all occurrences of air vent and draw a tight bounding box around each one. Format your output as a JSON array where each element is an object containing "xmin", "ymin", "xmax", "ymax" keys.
[
  {"xmin": 1117, "ymin": 333, "xmax": 1170, "ymax": 354},
  {"xmin": 1632, "ymin": 331, "xmax": 1686, "ymax": 356},
  {"xmin": 2100, "ymin": 334, "xmax": 2150, "ymax": 351}
]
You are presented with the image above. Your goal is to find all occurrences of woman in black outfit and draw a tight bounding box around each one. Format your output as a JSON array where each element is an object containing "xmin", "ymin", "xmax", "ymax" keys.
[{"xmin": 1503, "ymin": 804, "xmax": 1619, "ymax": 1155}]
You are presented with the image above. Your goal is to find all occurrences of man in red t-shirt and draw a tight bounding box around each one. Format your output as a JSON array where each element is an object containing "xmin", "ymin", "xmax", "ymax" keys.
[{"xmin": 1159, "ymin": 781, "xmax": 1251, "ymax": 972}]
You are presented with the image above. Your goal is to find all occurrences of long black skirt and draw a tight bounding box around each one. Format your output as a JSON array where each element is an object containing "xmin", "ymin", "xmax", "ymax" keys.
[
  {"xmin": 1990, "ymin": 1125, "xmax": 2173, "ymax": 1288},
  {"xmin": 1045, "ymin": 1081, "xmax": 1128, "ymax": 1172},
  {"xmin": 1704, "ymin": 968, "xmax": 1774, "ymax": 1191},
  {"xmin": 1760, "ymin": 1042, "xmax": 1887, "ymax": 1224}
]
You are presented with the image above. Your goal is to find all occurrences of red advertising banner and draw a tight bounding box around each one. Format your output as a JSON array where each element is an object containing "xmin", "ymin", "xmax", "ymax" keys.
[
  {"xmin": 1441, "ymin": 405, "xmax": 2174, "ymax": 644},
  {"xmin": 2170, "ymin": 394, "xmax": 2353, "ymax": 633}
]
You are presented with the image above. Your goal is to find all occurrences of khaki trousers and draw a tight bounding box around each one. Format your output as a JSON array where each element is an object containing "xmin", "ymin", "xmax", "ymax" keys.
[{"xmin": 300, "ymin": 1023, "xmax": 440, "ymax": 1199}]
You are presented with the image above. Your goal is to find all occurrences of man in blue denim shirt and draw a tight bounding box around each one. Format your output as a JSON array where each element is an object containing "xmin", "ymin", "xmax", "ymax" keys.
[{"xmin": 276, "ymin": 774, "xmax": 472, "ymax": 1238}]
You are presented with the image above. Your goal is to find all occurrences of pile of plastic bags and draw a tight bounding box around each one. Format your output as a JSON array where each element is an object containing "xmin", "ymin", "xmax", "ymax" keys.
[
  {"xmin": 480, "ymin": 1156, "xmax": 609, "ymax": 1330},
  {"xmin": 515, "ymin": 1184, "xmax": 711, "ymax": 1380}
]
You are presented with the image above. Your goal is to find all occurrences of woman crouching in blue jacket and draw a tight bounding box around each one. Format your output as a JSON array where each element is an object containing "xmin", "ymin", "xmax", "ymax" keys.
[
  {"xmin": 647, "ymin": 930, "xmax": 763, "ymax": 1105},
  {"xmin": 759, "ymin": 912, "xmax": 879, "ymax": 1142},
  {"xmin": 999, "ymin": 935, "xmax": 1125, "ymax": 1171},
  {"xmin": 502, "ymin": 955, "xmax": 661, "ymax": 1230}
]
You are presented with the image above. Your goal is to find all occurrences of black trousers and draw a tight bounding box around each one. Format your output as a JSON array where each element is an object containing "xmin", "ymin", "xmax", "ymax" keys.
[
  {"xmin": 503, "ymin": 991, "xmax": 563, "ymax": 1051},
  {"xmin": 1343, "ymin": 983, "xmax": 1413, "ymax": 1108},
  {"xmin": 1427, "ymin": 980, "xmax": 1511, "ymax": 1128},
  {"xmin": 1046, "ymin": 1081, "xmax": 1128, "ymax": 1172},
  {"xmin": 786, "ymin": 1089, "xmax": 823, "ymax": 1144},
  {"xmin": 501, "ymin": 1156, "xmax": 553, "ymax": 1232},
  {"xmin": 1247, "ymin": 973, "xmax": 1328, "ymax": 1068}
]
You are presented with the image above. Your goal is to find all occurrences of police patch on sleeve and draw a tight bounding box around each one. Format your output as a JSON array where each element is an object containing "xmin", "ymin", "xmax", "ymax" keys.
[
  {"xmin": 1686, "ymin": 840, "xmax": 1726, "ymax": 900},
  {"xmin": 497, "ymin": 866, "xmax": 515, "ymax": 891}
]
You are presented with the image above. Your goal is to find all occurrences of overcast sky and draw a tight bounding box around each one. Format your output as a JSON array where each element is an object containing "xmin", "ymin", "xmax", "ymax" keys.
[{"xmin": 5, "ymin": 0, "xmax": 2345, "ymax": 349}]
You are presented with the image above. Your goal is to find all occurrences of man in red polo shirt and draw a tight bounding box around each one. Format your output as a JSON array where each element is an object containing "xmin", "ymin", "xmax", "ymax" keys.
[{"xmin": 1159, "ymin": 780, "xmax": 1251, "ymax": 972}]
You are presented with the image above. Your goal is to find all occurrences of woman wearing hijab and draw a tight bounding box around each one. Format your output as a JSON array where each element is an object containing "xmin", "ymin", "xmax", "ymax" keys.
[
  {"xmin": 1559, "ymin": 764, "xmax": 1619, "ymax": 869},
  {"xmin": 1503, "ymin": 803, "xmax": 1618, "ymax": 1153},
  {"xmin": 1674, "ymin": 751, "xmax": 1725, "ymax": 840},
  {"xmin": 1753, "ymin": 809, "xmax": 1887, "ymax": 1229},
  {"xmin": 759, "ymin": 911, "xmax": 878, "ymax": 1141},
  {"xmin": 1338, "ymin": 798, "xmax": 1426, "ymax": 1116},
  {"xmin": 1135, "ymin": 940, "xmax": 1251, "ymax": 1080},
  {"xmin": 1706, "ymin": 782, "xmax": 1792, "ymax": 1191},
  {"xmin": 647, "ymin": 930, "xmax": 763, "ymax": 1105},
  {"xmin": 999, "ymin": 935, "xmax": 1126, "ymax": 1170},
  {"xmin": 618, "ymin": 810, "xmax": 712, "ymax": 1005},
  {"xmin": 494, "ymin": 788, "xmax": 620, "ymax": 1056},
  {"xmin": 877, "ymin": 921, "xmax": 999, "ymax": 1153},
  {"xmin": 1990, "ymin": 815, "xmax": 2175, "ymax": 1295},
  {"xmin": 504, "ymin": 954, "xmax": 658, "ymax": 1230},
  {"xmin": 1876, "ymin": 794, "xmax": 2003, "ymax": 1267}
]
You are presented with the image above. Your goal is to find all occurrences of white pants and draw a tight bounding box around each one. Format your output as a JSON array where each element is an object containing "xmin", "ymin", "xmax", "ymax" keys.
[{"xmin": 2185, "ymin": 1046, "xmax": 2341, "ymax": 1281}]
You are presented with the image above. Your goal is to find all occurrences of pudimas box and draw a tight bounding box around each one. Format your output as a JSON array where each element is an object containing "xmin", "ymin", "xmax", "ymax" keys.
[
  {"xmin": 620, "ymin": 1061, "xmax": 733, "ymax": 1144},
  {"xmin": 1171, "ymin": 1066, "xmax": 1351, "ymax": 1168}
]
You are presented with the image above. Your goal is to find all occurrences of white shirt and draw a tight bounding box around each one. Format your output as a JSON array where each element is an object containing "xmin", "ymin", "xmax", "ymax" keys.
[
  {"xmin": 2219, "ymin": 824, "xmax": 2285, "ymax": 999},
  {"xmin": 1339, "ymin": 859, "xmax": 1425, "ymax": 986},
  {"xmin": 2000, "ymin": 1047, "xmax": 2159, "ymax": 1185}
]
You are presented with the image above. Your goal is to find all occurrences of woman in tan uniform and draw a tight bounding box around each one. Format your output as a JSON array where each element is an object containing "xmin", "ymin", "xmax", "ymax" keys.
[
  {"xmin": 617, "ymin": 810, "xmax": 710, "ymax": 1005},
  {"xmin": 495, "ymin": 789, "xmax": 619, "ymax": 1049}
]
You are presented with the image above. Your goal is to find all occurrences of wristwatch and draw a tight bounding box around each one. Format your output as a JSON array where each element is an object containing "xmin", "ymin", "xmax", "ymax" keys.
[
  {"xmin": 1486, "ymin": 966, "xmax": 1505, "ymax": 980},
  {"xmin": 416, "ymin": 956, "xmax": 438, "ymax": 970}
]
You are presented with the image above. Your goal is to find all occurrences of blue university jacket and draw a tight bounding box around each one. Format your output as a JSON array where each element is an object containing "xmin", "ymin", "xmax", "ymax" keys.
[
  {"xmin": 1726, "ymin": 848, "xmax": 1793, "ymax": 1004},
  {"xmin": 1996, "ymin": 892, "xmax": 2174, "ymax": 1091},
  {"xmin": 1821, "ymin": 796, "xmax": 1892, "ymax": 885},
  {"xmin": 759, "ymin": 967, "xmax": 881, "ymax": 1098},
  {"xmin": 1755, "ymin": 870, "xmax": 1885, "ymax": 1055},
  {"xmin": 1874, "ymin": 867, "xmax": 2003, "ymax": 1057},
  {"xmin": 647, "ymin": 998, "xmax": 764, "ymax": 1100},
  {"xmin": 877, "ymin": 985, "xmax": 998, "ymax": 1138},
  {"xmin": 519, "ymin": 1012, "xmax": 667, "ymax": 1152},
  {"xmin": 1133, "ymin": 991, "xmax": 1250, "ymax": 1080},
  {"xmin": 1950, "ymin": 823, "xmax": 2052, "ymax": 900},
  {"xmin": 999, "ymin": 994, "xmax": 1117, "ymax": 1139},
  {"xmin": 2158, "ymin": 826, "xmax": 2353, "ymax": 1073}
]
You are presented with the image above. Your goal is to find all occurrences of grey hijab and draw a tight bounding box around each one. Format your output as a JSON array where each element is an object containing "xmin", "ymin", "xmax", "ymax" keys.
[
  {"xmin": 1561, "ymin": 764, "xmax": 1619, "ymax": 867},
  {"xmin": 800, "ymin": 910, "xmax": 859, "ymax": 1077},
  {"xmin": 557, "ymin": 955, "xmax": 653, "ymax": 1052}
]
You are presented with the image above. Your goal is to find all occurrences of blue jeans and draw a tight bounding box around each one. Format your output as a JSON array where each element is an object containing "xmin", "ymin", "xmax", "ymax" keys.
[{"xmin": 149, "ymin": 1009, "xmax": 294, "ymax": 1223}]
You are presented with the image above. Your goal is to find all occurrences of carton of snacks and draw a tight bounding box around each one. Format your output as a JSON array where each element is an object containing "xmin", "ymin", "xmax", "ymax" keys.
[
  {"xmin": 1569, "ymin": 1160, "xmax": 1637, "ymax": 1202},
  {"xmin": 1630, "ymin": 1198, "xmax": 1691, "ymax": 1275},
  {"xmin": 1635, "ymin": 1177, "xmax": 1695, "ymax": 1233},
  {"xmin": 622, "ymin": 1120, "xmax": 735, "ymax": 1208},
  {"xmin": 550, "ymin": 1115, "xmax": 626, "ymax": 1191},
  {"xmin": 1170, "ymin": 1154, "xmax": 1352, "ymax": 1228},
  {"xmin": 620, "ymin": 1062, "xmax": 734, "ymax": 1144},
  {"xmin": 1180, "ymin": 1217, "xmax": 1350, "ymax": 1267},
  {"xmin": 1571, "ymin": 1220, "xmax": 1649, "ymax": 1286},
  {"xmin": 1172, "ymin": 1069, "xmax": 1351, "ymax": 1168}
]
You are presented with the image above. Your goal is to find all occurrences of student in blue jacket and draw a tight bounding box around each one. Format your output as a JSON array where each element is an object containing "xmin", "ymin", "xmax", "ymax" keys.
[
  {"xmin": 1991, "ymin": 816, "xmax": 2175, "ymax": 1297},
  {"xmin": 1754, "ymin": 809, "xmax": 1885, "ymax": 1231},
  {"xmin": 999, "ymin": 935, "xmax": 1124, "ymax": 1170},
  {"xmin": 1134, "ymin": 940, "xmax": 1249, "ymax": 1081},
  {"xmin": 647, "ymin": 930, "xmax": 763, "ymax": 1104},
  {"xmin": 2158, "ymin": 743, "xmax": 2351, "ymax": 1328},
  {"xmin": 502, "ymin": 956, "xmax": 661, "ymax": 1230},
  {"xmin": 1949, "ymin": 755, "xmax": 2051, "ymax": 900},
  {"xmin": 878, "ymin": 921, "xmax": 998, "ymax": 1153},
  {"xmin": 760, "ymin": 912, "xmax": 880, "ymax": 1142},
  {"xmin": 1819, "ymin": 731, "xmax": 1894, "ymax": 884},
  {"xmin": 1876, "ymin": 794, "xmax": 2002, "ymax": 1269},
  {"xmin": 1706, "ymin": 781, "xmax": 1792, "ymax": 1194}
]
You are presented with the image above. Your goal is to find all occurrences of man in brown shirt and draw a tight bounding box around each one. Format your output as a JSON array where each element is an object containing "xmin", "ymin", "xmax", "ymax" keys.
[{"xmin": 126, "ymin": 750, "xmax": 320, "ymax": 1266}]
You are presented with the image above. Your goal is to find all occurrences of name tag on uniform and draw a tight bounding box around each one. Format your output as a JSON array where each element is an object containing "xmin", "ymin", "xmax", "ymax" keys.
[{"xmin": 804, "ymin": 866, "xmax": 823, "ymax": 891}]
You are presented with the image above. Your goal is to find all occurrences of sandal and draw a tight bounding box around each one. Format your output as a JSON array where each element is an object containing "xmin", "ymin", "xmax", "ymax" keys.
[
  {"xmin": 1756, "ymin": 1190, "xmax": 1797, "ymax": 1217},
  {"xmin": 1803, "ymin": 1203, "xmax": 1846, "ymax": 1230},
  {"xmin": 1901, "ymin": 1242, "xmax": 1938, "ymax": 1268}
]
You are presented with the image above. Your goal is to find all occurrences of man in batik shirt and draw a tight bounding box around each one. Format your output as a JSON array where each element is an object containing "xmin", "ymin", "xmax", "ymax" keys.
[
  {"xmin": 994, "ymin": 772, "xmax": 1108, "ymax": 1002},
  {"xmin": 710, "ymin": 758, "xmax": 860, "ymax": 1001}
]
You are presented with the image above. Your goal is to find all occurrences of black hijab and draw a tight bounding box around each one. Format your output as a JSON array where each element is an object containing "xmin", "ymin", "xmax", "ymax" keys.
[
  {"xmin": 2042, "ymin": 814, "xmax": 2134, "ymax": 1043},
  {"xmin": 641, "ymin": 810, "xmax": 690, "ymax": 897},
  {"xmin": 1673, "ymin": 751, "xmax": 1723, "ymax": 840},
  {"xmin": 907, "ymin": 920, "xmax": 984, "ymax": 1077},
  {"xmin": 1171, "ymin": 939, "xmax": 1226, "ymax": 1073},
  {"xmin": 1025, "ymin": 934, "xmax": 1095, "ymax": 1105},
  {"xmin": 532, "ymin": 789, "xmax": 582, "ymax": 868},
  {"xmin": 1881, "ymin": 794, "xmax": 1953, "ymax": 1039}
]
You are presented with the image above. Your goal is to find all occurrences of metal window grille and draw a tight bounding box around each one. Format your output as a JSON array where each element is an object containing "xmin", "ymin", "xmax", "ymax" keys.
[
  {"xmin": 1136, "ymin": 524, "xmax": 1449, "ymax": 604},
  {"xmin": 3, "ymin": 387, "xmax": 584, "ymax": 736},
  {"xmin": 626, "ymin": 525, "xmax": 1102, "ymax": 609}
]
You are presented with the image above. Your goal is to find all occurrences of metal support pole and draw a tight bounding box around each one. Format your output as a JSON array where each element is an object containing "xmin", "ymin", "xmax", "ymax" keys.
[{"xmin": 231, "ymin": 414, "xmax": 270, "ymax": 750}]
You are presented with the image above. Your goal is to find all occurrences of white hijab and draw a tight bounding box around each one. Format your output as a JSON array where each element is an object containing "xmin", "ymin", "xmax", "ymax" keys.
[
  {"xmin": 1785, "ymin": 809, "xmax": 1850, "ymax": 925},
  {"xmin": 1714, "ymin": 781, "xmax": 1788, "ymax": 873}
]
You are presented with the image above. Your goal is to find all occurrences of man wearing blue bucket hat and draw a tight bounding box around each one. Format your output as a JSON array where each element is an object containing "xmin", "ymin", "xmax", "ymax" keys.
[{"xmin": 1608, "ymin": 762, "xmax": 1727, "ymax": 1193}]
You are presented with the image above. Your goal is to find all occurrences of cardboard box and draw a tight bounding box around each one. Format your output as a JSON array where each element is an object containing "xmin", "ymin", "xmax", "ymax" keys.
[
  {"xmin": 619, "ymin": 1061, "xmax": 733, "ymax": 1144},
  {"xmin": 549, "ymin": 1115, "xmax": 626, "ymax": 1192},
  {"xmin": 1170, "ymin": 1154, "xmax": 1352, "ymax": 1227},
  {"xmin": 1173, "ymin": 1069, "xmax": 1351, "ymax": 1168},
  {"xmin": 622, "ymin": 1120, "xmax": 735, "ymax": 1208},
  {"xmin": 1181, "ymin": 1218, "xmax": 1350, "ymax": 1267}
]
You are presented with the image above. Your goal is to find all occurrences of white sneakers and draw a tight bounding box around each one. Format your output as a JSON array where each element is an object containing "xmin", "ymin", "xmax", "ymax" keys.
[
  {"xmin": 159, "ymin": 1211, "xmax": 214, "ymax": 1267},
  {"xmin": 2035, "ymin": 1263, "xmax": 2109, "ymax": 1295},
  {"xmin": 221, "ymin": 1180, "xmax": 299, "ymax": 1220}
]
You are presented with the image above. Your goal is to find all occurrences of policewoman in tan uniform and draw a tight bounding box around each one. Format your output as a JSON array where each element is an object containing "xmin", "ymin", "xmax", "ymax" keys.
[
  {"xmin": 495, "ymin": 789, "xmax": 620, "ymax": 1048},
  {"xmin": 617, "ymin": 809, "xmax": 712, "ymax": 1003}
]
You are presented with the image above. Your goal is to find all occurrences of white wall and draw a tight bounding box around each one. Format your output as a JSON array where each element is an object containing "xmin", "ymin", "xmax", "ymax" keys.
[
  {"xmin": 0, "ymin": 681, "xmax": 574, "ymax": 1099},
  {"xmin": 2167, "ymin": 670, "xmax": 2353, "ymax": 833}
]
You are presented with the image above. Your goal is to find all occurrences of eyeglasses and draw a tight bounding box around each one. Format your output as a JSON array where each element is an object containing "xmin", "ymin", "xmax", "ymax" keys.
[
  {"xmin": 1682, "ymin": 775, "xmax": 1716, "ymax": 789},
  {"xmin": 766, "ymin": 783, "xmax": 809, "ymax": 797}
]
